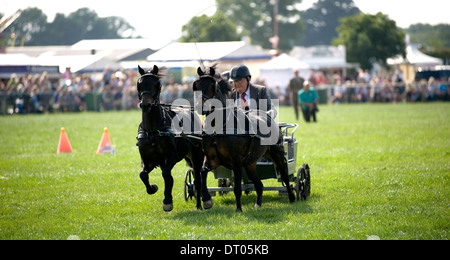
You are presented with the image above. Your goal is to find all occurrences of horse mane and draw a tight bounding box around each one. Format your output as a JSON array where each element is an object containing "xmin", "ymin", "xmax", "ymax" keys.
[
  {"xmin": 154, "ymin": 66, "xmax": 167, "ymax": 79},
  {"xmin": 203, "ymin": 63, "xmax": 218, "ymax": 76},
  {"xmin": 217, "ymin": 80, "xmax": 233, "ymax": 100}
]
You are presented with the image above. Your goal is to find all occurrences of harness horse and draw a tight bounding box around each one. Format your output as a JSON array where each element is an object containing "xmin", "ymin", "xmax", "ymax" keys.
[
  {"xmin": 136, "ymin": 65, "xmax": 208, "ymax": 211},
  {"xmin": 193, "ymin": 67, "xmax": 296, "ymax": 212}
]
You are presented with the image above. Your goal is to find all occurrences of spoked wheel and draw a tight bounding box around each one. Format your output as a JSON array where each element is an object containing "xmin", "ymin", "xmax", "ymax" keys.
[
  {"xmin": 295, "ymin": 163, "xmax": 311, "ymax": 201},
  {"xmin": 184, "ymin": 168, "xmax": 196, "ymax": 201},
  {"xmin": 218, "ymin": 178, "xmax": 232, "ymax": 196}
]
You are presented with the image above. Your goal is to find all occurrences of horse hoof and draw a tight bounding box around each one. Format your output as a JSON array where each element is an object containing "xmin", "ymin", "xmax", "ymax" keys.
[
  {"xmin": 163, "ymin": 203, "xmax": 173, "ymax": 212},
  {"xmin": 203, "ymin": 199, "xmax": 214, "ymax": 210},
  {"xmin": 289, "ymin": 195, "xmax": 295, "ymax": 203},
  {"xmin": 147, "ymin": 184, "xmax": 158, "ymax": 195},
  {"xmin": 254, "ymin": 203, "xmax": 261, "ymax": 209}
]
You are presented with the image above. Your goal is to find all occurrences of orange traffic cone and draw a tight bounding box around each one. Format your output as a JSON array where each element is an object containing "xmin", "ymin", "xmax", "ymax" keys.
[
  {"xmin": 57, "ymin": 127, "xmax": 72, "ymax": 154},
  {"xmin": 96, "ymin": 127, "xmax": 113, "ymax": 154}
]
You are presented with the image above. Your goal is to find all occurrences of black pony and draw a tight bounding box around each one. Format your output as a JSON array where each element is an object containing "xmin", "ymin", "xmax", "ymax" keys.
[
  {"xmin": 194, "ymin": 67, "xmax": 295, "ymax": 212},
  {"xmin": 136, "ymin": 65, "xmax": 206, "ymax": 211}
]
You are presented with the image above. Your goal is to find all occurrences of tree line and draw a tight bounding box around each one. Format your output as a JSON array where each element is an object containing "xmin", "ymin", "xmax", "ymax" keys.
[
  {"xmin": 181, "ymin": 0, "xmax": 449, "ymax": 69},
  {"xmin": 0, "ymin": 7, "xmax": 135, "ymax": 46},
  {"xmin": 1, "ymin": 0, "xmax": 449, "ymax": 70}
]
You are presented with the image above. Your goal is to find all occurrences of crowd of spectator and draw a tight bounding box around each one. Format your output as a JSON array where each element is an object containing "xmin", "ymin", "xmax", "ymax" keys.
[
  {"xmin": 0, "ymin": 67, "xmax": 141, "ymax": 114},
  {"xmin": 311, "ymin": 69, "xmax": 450, "ymax": 104},
  {"xmin": 1, "ymin": 66, "xmax": 449, "ymax": 115}
]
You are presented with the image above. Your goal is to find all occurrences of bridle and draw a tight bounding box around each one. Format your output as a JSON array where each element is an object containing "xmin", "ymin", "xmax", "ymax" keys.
[
  {"xmin": 138, "ymin": 73, "xmax": 161, "ymax": 108},
  {"xmin": 195, "ymin": 75, "xmax": 219, "ymax": 100}
]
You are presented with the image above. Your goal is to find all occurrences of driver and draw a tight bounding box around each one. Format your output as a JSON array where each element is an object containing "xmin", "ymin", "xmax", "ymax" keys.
[
  {"xmin": 229, "ymin": 65, "xmax": 277, "ymax": 119},
  {"xmin": 229, "ymin": 64, "xmax": 285, "ymax": 157}
]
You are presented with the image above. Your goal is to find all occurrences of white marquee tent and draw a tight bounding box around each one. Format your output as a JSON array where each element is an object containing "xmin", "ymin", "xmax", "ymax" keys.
[
  {"xmin": 259, "ymin": 53, "xmax": 311, "ymax": 93},
  {"xmin": 387, "ymin": 44, "xmax": 443, "ymax": 68},
  {"xmin": 146, "ymin": 41, "xmax": 271, "ymax": 63}
]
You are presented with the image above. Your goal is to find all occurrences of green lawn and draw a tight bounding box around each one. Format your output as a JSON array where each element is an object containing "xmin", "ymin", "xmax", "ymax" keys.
[{"xmin": 0, "ymin": 103, "xmax": 448, "ymax": 240}]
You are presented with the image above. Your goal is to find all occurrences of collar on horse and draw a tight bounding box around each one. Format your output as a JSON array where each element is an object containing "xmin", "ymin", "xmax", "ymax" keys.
[
  {"xmin": 137, "ymin": 127, "xmax": 173, "ymax": 140},
  {"xmin": 137, "ymin": 104, "xmax": 174, "ymax": 141}
]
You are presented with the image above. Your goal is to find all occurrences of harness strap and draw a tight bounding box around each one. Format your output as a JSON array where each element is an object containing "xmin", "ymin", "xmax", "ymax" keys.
[{"xmin": 136, "ymin": 128, "xmax": 173, "ymax": 140}]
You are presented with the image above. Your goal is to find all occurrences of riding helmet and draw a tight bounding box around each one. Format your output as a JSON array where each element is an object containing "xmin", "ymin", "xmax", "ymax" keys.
[{"xmin": 230, "ymin": 65, "xmax": 251, "ymax": 81}]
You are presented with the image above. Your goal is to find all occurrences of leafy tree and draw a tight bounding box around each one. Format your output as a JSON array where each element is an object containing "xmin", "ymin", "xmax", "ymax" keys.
[
  {"xmin": 405, "ymin": 23, "xmax": 450, "ymax": 49},
  {"xmin": 87, "ymin": 16, "xmax": 134, "ymax": 39},
  {"xmin": 2, "ymin": 7, "xmax": 135, "ymax": 46},
  {"xmin": 216, "ymin": 0, "xmax": 304, "ymax": 50},
  {"xmin": 333, "ymin": 12, "xmax": 406, "ymax": 70},
  {"xmin": 300, "ymin": 0, "xmax": 360, "ymax": 46},
  {"xmin": 1, "ymin": 8, "xmax": 48, "ymax": 46},
  {"xmin": 181, "ymin": 12, "xmax": 242, "ymax": 42}
]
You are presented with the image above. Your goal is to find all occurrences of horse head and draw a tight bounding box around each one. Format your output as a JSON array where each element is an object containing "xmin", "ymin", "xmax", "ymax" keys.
[
  {"xmin": 137, "ymin": 65, "xmax": 162, "ymax": 112},
  {"xmin": 193, "ymin": 67, "xmax": 221, "ymax": 114}
]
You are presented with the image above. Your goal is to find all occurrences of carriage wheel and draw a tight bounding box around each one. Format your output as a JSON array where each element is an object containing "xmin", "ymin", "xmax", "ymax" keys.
[
  {"xmin": 184, "ymin": 168, "xmax": 196, "ymax": 201},
  {"xmin": 295, "ymin": 163, "xmax": 311, "ymax": 201},
  {"xmin": 218, "ymin": 178, "xmax": 232, "ymax": 196}
]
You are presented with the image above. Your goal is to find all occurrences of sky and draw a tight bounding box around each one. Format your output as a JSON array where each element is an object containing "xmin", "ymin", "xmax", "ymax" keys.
[{"xmin": 1, "ymin": 0, "xmax": 449, "ymax": 47}]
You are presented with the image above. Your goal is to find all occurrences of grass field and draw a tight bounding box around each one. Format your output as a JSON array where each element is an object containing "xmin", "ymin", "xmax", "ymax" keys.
[{"xmin": 0, "ymin": 103, "xmax": 448, "ymax": 240}]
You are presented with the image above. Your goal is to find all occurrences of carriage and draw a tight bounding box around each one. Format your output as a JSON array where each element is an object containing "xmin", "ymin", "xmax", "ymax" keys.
[
  {"xmin": 183, "ymin": 122, "xmax": 311, "ymax": 203},
  {"xmin": 137, "ymin": 64, "xmax": 311, "ymax": 212}
]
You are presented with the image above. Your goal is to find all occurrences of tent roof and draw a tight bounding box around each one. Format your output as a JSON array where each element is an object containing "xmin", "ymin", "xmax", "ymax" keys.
[
  {"xmin": 147, "ymin": 41, "xmax": 270, "ymax": 62},
  {"xmin": 0, "ymin": 53, "xmax": 40, "ymax": 66},
  {"xmin": 259, "ymin": 54, "xmax": 311, "ymax": 90},
  {"xmin": 221, "ymin": 43, "xmax": 272, "ymax": 61},
  {"xmin": 71, "ymin": 38, "xmax": 166, "ymax": 52},
  {"xmin": 5, "ymin": 38, "xmax": 162, "ymax": 63},
  {"xmin": 388, "ymin": 44, "xmax": 443, "ymax": 66},
  {"xmin": 260, "ymin": 53, "xmax": 310, "ymax": 71},
  {"xmin": 290, "ymin": 45, "xmax": 347, "ymax": 69}
]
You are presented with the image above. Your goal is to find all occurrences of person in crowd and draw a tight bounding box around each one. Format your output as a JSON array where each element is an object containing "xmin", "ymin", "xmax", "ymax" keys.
[
  {"xmin": 332, "ymin": 79, "xmax": 347, "ymax": 104},
  {"xmin": 380, "ymin": 81, "xmax": 393, "ymax": 102},
  {"xmin": 298, "ymin": 80, "xmax": 319, "ymax": 123},
  {"xmin": 62, "ymin": 67, "xmax": 71, "ymax": 80},
  {"xmin": 30, "ymin": 85, "xmax": 44, "ymax": 113},
  {"xmin": 101, "ymin": 84, "xmax": 114, "ymax": 111},
  {"xmin": 102, "ymin": 67, "xmax": 113, "ymax": 86},
  {"xmin": 437, "ymin": 77, "xmax": 449, "ymax": 101},
  {"xmin": 427, "ymin": 77, "xmax": 439, "ymax": 101},
  {"xmin": 288, "ymin": 70, "xmax": 304, "ymax": 120},
  {"xmin": 354, "ymin": 80, "xmax": 368, "ymax": 102}
]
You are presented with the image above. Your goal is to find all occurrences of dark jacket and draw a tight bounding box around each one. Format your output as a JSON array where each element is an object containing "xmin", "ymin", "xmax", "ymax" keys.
[{"xmin": 231, "ymin": 83, "xmax": 277, "ymax": 118}]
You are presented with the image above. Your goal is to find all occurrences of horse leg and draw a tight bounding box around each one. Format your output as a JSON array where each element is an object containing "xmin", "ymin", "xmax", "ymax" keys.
[
  {"xmin": 191, "ymin": 152, "xmax": 207, "ymax": 210},
  {"xmin": 244, "ymin": 163, "xmax": 264, "ymax": 208},
  {"xmin": 233, "ymin": 164, "xmax": 243, "ymax": 212},
  {"xmin": 269, "ymin": 146, "xmax": 295, "ymax": 203},
  {"xmin": 161, "ymin": 162, "xmax": 175, "ymax": 212},
  {"xmin": 139, "ymin": 160, "xmax": 158, "ymax": 195},
  {"xmin": 200, "ymin": 161, "xmax": 213, "ymax": 210}
]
